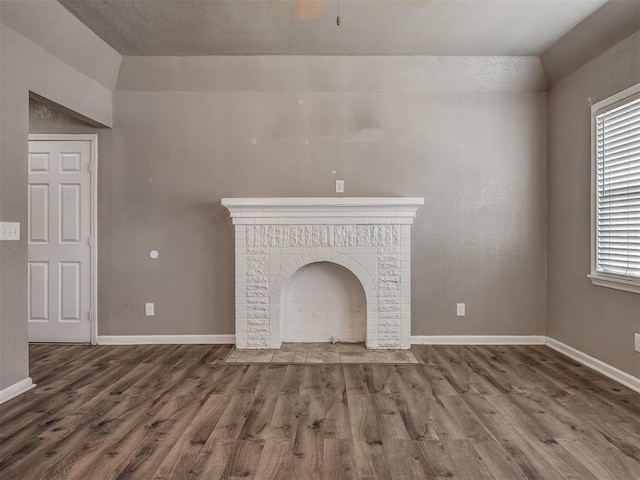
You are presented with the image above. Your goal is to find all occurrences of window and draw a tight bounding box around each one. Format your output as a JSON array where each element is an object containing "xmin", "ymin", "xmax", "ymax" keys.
[{"xmin": 589, "ymin": 84, "xmax": 640, "ymax": 294}]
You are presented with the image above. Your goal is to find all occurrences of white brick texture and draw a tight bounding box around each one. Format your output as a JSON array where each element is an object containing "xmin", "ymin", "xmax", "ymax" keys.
[
  {"xmin": 282, "ymin": 262, "xmax": 366, "ymax": 343},
  {"xmin": 223, "ymin": 198, "xmax": 424, "ymax": 349}
]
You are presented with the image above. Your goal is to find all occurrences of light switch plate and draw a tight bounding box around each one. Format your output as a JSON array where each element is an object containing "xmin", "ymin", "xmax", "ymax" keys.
[
  {"xmin": 456, "ymin": 303, "xmax": 465, "ymax": 317},
  {"xmin": 635, "ymin": 333, "xmax": 640, "ymax": 353},
  {"xmin": 0, "ymin": 222, "xmax": 20, "ymax": 241},
  {"xmin": 145, "ymin": 303, "xmax": 155, "ymax": 316}
]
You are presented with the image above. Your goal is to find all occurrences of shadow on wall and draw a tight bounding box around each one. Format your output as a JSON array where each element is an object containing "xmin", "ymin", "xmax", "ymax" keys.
[{"xmin": 29, "ymin": 96, "xmax": 100, "ymax": 134}]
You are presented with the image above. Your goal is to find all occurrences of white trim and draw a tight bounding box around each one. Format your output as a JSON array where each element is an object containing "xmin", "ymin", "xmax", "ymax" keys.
[
  {"xmin": 590, "ymin": 83, "xmax": 640, "ymax": 111},
  {"xmin": 410, "ymin": 335, "xmax": 547, "ymax": 345},
  {"xmin": 546, "ymin": 337, "xmax": 640, "ymax": 394},
  {"xmin": 589, "ymin": 84, "xmax": 640, "ymax": 293},
  {"xmin": 90, "ymin": 135, "xmax": 98, "ymax": 345},
  {"xmin": 222, "ymin": 197, "xmax": 424, "ymax": 222},
  {"xmin": 587, "ymin": 274, "xmax": 640, "ymax": 294},
  {"xmin": 222, "ymin": 197, "xmax": 425, "ymax": 207},
  {"xmin": 0, "ymin": 377, "xmax": 35, "ymax": 404},
  {"xmin": 409, "ymin": 335, "xmax": 639, "ymax": 393},
  {"xmin": 28, "ymin": 134, "xmax": 99, "ymax": 344},
  {"xmin": 97, "ymin": 334, "xmax": 236, "ymax": 345}
]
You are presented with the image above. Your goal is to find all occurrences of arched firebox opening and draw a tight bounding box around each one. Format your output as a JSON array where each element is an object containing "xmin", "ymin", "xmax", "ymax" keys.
[{"xmin": 281, "ymin": 261, "xmax": 366, "ymax": 343}]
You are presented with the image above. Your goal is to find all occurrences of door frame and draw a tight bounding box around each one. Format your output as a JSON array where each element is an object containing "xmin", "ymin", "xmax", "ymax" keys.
[{"xmin": 28, "ymin": 134, "xmax": 99, "ymax": 345}]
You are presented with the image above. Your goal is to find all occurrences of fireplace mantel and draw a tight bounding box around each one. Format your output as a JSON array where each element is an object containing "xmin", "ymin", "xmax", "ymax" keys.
[
  {"xmin": 222, "ymin": 197, "xmax": 424, "ymax": 349},
  {"xmin": 222, "ymin": 197, "xmax": 424, "ymax": 220}
]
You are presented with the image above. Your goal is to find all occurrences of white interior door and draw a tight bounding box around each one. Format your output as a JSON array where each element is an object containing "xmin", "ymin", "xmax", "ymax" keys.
[{"xmin": 28, "ymin": 138, "xmax": 93, "ymax": 343}]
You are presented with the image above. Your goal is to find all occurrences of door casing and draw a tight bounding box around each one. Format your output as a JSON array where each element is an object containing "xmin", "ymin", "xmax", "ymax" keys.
[{"xmin": 28, "ymin": 134, "xmax": 98, "ymax": 344}]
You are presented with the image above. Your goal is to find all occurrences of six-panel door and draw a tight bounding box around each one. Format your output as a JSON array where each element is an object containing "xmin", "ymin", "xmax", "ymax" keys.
[{"xmin": 28, "ymin": 140, "xmax": 92, "ymax": 343}]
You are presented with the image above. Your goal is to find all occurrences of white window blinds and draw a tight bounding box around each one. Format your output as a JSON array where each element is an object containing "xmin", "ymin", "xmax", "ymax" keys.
[{"xmin": 595, "ymin": 95, "xmax": 640, "ymax": 279}]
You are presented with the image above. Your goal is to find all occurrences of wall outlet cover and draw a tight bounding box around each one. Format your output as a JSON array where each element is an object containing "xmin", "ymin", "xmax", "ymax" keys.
[
  {"xmin": 456, "ymin": 303, "xmax": 466, "ymax": 316},
  {"xmin": 0, "ymin": 222, "xmax": 20, "ymax": 241},
  {"xmin": 145, "ymin": 303, "xmax": 155, "ymax": 316},
  {"xmin": 635, "ymin": 333, "xmax": 640, "ymax": 353},
  {"xmin": 335, "ymin": 180, "xmax": 345, "ymax": 193}
]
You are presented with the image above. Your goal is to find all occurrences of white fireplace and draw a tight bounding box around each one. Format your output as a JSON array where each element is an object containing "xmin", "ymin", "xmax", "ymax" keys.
[{"xmin": 222, "ymin": 197, "xmax": 424, "ymax": 349}]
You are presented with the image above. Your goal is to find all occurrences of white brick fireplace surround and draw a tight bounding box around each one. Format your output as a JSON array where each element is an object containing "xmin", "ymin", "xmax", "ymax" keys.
[{"xmin": 222, "ymin": 197, "xmax": 425, "ymax": 349}]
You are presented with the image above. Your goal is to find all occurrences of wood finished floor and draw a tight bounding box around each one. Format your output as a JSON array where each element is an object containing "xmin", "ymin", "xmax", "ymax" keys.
[{"xmin": 1, "ymin": 344, "xmax": 639, "ymax": 480}]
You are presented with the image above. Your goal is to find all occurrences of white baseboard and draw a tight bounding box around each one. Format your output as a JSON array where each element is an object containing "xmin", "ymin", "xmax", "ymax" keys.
[
  {"xmin": 0, "ymin": 377, "xmax": 35, "ymax": 404},
  {"xmin": 97, "ymin": 334, "xmax": 236, "ymax": 345},
  {"xmin": 546, "ymin": 337, "xmax": 640, "ymax": 394},
  {"xmin": 410, "ymin": 335, "xmax": 547, "ymax": 345},
  {"xmin": 94, "ymin": 334, "xmax": 639, "ymax": 393}
]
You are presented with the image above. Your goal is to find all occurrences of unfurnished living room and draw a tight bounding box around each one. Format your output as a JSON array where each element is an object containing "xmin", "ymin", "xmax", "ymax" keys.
[{"xmin": 1, "ymin": 0, "xmax": 639, "ymax": 478}]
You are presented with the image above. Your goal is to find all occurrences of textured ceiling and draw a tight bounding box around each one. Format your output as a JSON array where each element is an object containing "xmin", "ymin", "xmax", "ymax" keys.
[{"xmin": 57, "ymin": 0, "xmax": 610, "ymax": 56}]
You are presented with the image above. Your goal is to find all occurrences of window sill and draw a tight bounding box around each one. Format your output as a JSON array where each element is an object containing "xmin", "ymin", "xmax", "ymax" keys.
[{"xmin": 588, "ymin": 274, "xmax": 640, "ymax": 294}]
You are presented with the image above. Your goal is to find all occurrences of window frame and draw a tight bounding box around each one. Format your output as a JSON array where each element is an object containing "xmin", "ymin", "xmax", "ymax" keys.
[{"xmin": 589, "ymin": 83, "xmax": 640, "ymax": 294}]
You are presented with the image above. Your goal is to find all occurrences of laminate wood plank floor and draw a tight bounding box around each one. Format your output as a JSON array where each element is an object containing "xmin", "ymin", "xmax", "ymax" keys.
[{"xmin": 1, "ymin": 344, "xmax": 639, "ymax": 479}]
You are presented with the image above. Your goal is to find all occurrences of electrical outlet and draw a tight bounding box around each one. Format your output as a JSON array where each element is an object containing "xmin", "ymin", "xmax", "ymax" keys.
[
  {"xmin": 635, "ymin": 334, "xmax": 640, "ymax": 353},
  {"xmin": 145, "ymin": 303, "xmax": 155, "ymax": 316},
  {"xmin": 335, "ymin": 180, "xmax": 344, "ymax": 193},
  {"xmin": 0, "ymin": 222, "xmax": 20, "ymax": 241},
  {"xmin": 456, "ymin": 303, "xmax": 465, "ymax": 317}
]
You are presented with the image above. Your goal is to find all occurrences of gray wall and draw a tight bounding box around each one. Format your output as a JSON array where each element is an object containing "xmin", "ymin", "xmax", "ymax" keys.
[
  {"xmin": 2, "ymin": 0, "xmax": 638, "ymax": 398},
  {"xmin": 1, "ymin": 0, "xmax": 122, "ymax": 91},
  {"xmin": 98, "ymin": 56, "xmax": 548, "ymax": 337},
  {"xmin": 0, "ymin": 21, "xmax": 117, "ymax": 391},
  {"xmin": 547, "ymin": 30, "xmax": 640, "ymax": 378},
  {"xmin": 541, "ymin": 0, "xmax": 640, "ymax": 85},
  {"xmin": 29, "ymin": 98, "xmax": 100, "ymax": 135}
]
